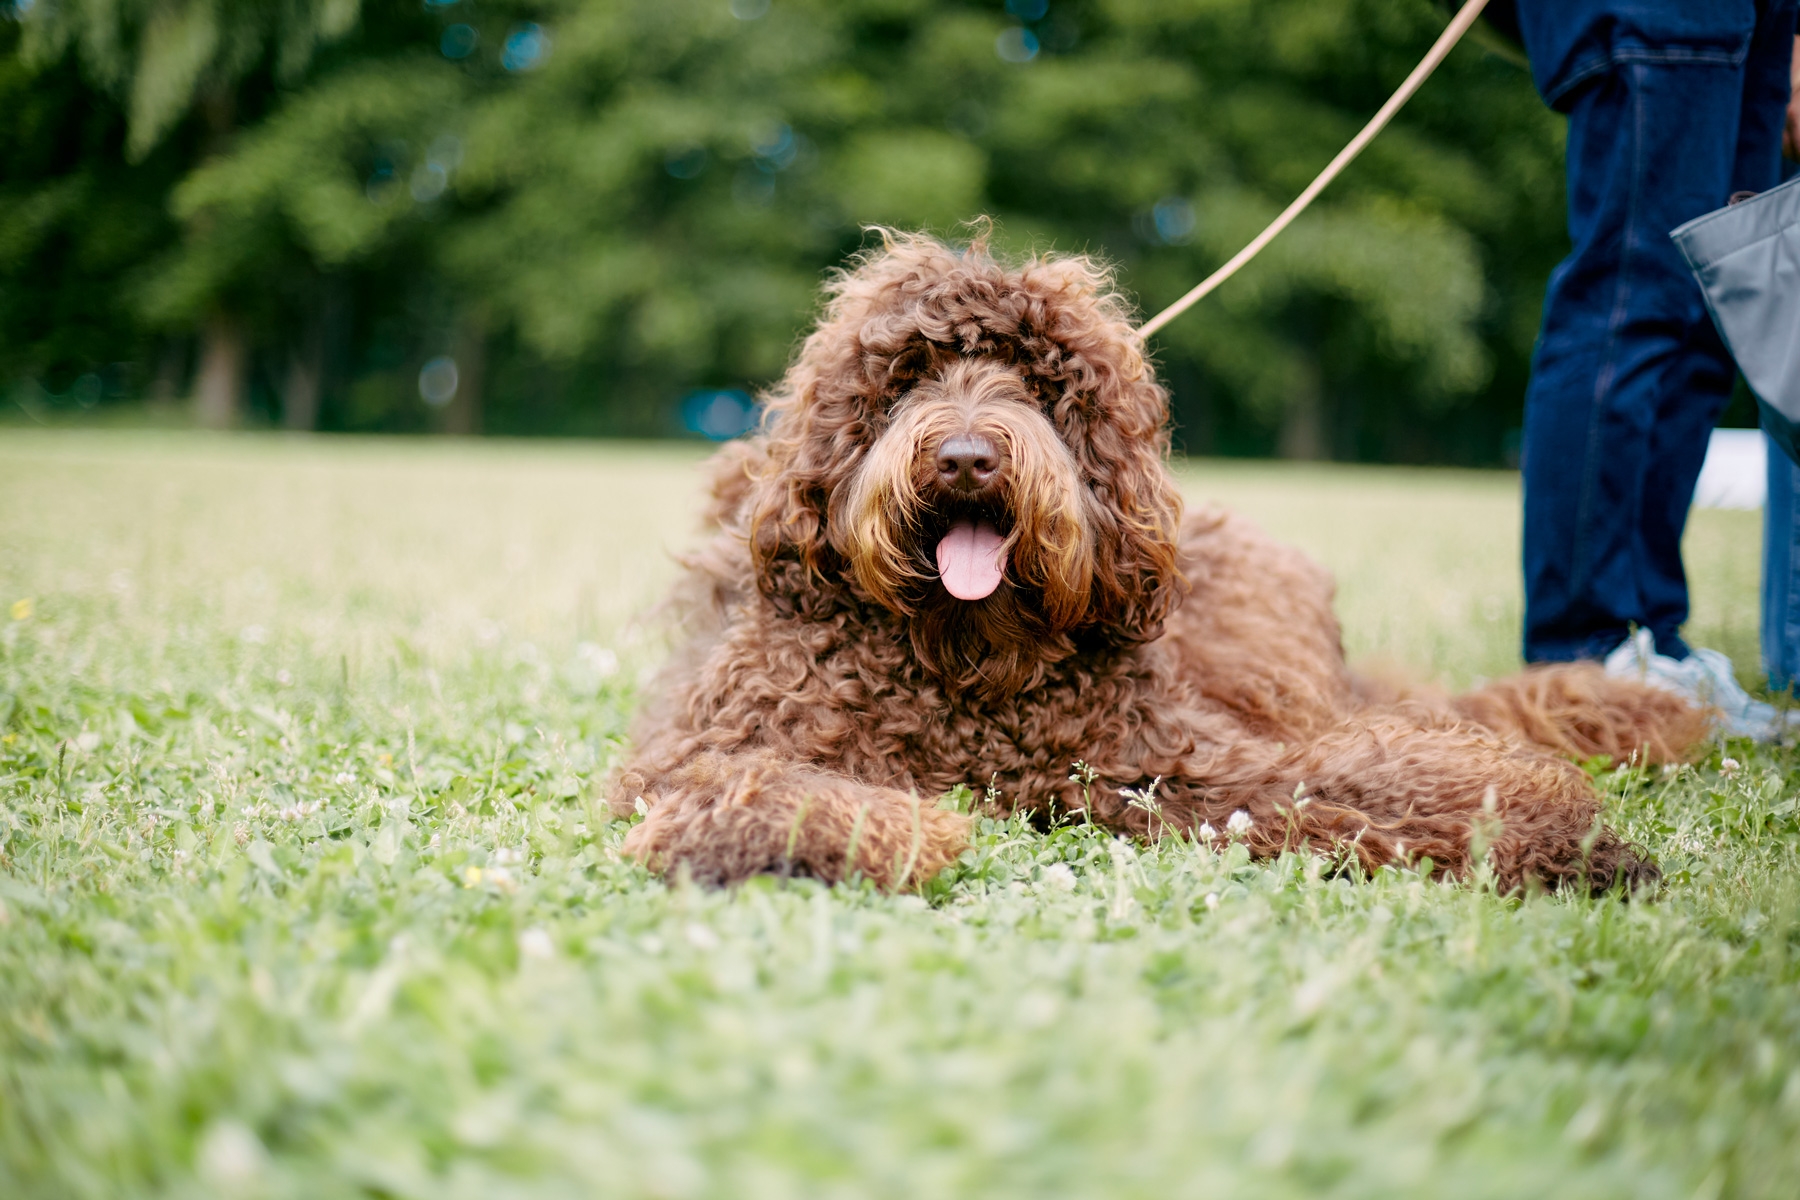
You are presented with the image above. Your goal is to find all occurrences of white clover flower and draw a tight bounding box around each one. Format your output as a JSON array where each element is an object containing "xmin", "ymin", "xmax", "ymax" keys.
[
  {"xmin": 1720, "ymin": 757, "xmax": 1741, "ymax": 778},
  {"xmin": 1203, "ymin": 892, "xmax": 1220, "ymax": 911},
  {"xmin": 1197, "ymin": 821, "xmax": 1217, "ymax": 841},
  {"xmin": 518, "ymin": 928, "xmax": 555, "ymax": 959},
  {"xmin": 333, "ymin": 771, "xmax": 356, "ymax": 786},
  {"xmin": 684, "ymin": 922, "xmax": 721, "ymax": 950},
  {"xmin": 197, "ymin": 1121, "xmax": 268, "ymax": 1190},
  {"xmin": 576, "ymin": 642, "xmax": 620, "ymax": 677},
  {"xmin": 1226, "ymin": 809, "xmax": 1253, "ymax": 836},
  {"xmin": 494, "ymin": 846, "xmax": 523, "ymax": 866},
  {"xmin": 1292, "ymin": 976, "xmax": 1331, "ymax": 1019},
  {"xmin": 1040, "ymin": 862, "xmax": 1077, "ymax": 891}
]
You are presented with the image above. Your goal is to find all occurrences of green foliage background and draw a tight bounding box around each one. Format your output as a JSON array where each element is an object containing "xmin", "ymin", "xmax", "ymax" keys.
[{"xmin": 2, "ymin": 0, "xmax": 1576, "ymax": 461}]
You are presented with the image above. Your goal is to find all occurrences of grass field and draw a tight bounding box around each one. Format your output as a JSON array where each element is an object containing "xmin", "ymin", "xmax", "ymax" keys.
[{"xmin": 1, "ymin": 429, "xmax": 1796, "ymax": 1199}]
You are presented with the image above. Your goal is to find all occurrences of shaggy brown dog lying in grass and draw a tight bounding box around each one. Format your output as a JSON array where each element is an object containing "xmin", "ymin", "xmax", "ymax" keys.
[{"xmin": 613, "ymin": 231, "xmax": 1708, "ymax": 894}]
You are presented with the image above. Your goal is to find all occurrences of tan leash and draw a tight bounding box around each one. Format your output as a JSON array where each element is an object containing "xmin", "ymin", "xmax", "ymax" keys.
[{"xmin": 1135, "ymin": 0, "xmax": 1495, "ymax": 341}]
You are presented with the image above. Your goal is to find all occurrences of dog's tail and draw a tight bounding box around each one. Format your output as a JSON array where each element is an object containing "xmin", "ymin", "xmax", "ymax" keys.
[{"xmin": 1452, "ymin": 663, "xmax": 1710, "ymax": 767}]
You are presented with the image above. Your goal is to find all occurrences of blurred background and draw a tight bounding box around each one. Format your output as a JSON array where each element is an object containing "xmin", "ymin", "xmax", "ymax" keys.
[{"xmin": 0, "ymin": 0, "xmax": 1760, "ymax": 463}]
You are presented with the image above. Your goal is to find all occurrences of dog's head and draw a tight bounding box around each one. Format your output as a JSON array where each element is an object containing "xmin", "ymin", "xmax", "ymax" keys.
[{"xmin": 738, "ymin": 229, "xmax": 1184, "ymax": 695}]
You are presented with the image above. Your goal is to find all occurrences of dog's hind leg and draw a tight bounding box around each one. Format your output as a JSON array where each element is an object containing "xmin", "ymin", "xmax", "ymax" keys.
[
  {"xmin": 1452, "ymin": 663, "xmax": 1709, "ymax": 766},
  {"xmin": 1145, "ymin": 713, "xmax": 1657, "ymax": 894},
  {"xmin": 612, "ymin": 749, "xmax": 970, "ymax": 889}
]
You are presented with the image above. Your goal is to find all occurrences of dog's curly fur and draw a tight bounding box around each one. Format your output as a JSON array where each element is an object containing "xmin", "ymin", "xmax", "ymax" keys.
[{"xmin": 613, "ymin": 230, "xmax": 1708, "ymax": 895}]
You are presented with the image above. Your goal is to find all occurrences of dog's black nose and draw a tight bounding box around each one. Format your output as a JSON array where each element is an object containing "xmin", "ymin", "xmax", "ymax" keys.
[{"xmin": 936, "ymin": 434, "xmax": 1000, "ymax": 492}]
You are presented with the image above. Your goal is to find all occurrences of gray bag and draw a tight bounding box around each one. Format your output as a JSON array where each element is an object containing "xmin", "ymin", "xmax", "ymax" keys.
[{"xmin": 1671, "ymin": 173, "xmax": 1800, "ymax": 466}]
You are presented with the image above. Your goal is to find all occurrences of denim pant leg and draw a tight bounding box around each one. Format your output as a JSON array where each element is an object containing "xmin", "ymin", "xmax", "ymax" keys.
[
  {"xmin": 1652, "ymin": 11, "xmax": 1796, "ymax": 666},
  {"xmin": 1521, "ymin": 53, "xmax": 1774, "ymax": 664},
  {"xmin": 1758, "ymin": 139, "xmax": 1800, "ymax": 692},
  {"xmin": 1763, "ymin": 435, "xmax": 1800, "ymax": 692}
]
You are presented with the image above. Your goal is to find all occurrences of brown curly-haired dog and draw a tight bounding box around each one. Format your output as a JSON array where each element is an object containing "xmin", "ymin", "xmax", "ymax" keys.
[{"xmin": 613, "ymin": 230, "xmax": 1708, "ymax": 894}]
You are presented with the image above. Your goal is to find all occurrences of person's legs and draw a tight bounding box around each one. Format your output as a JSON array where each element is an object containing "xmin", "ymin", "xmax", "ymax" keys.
[
  {"xmin": 1631, "ymin": 325, "xmax": 1731, "ymax": 663},
  {"xmin": 1522, "ymin": 47, "xmax": 1760, "ymax": 663},
  {"xmin": 1642, "ymin": 6, "xmax": 1799, "ymax": 656}
]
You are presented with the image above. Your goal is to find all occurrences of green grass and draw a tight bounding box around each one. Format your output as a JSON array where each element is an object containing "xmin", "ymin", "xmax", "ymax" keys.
[{"xmin": 1, "ymin": 429, "xmax": 1795, "ymax": 1199}]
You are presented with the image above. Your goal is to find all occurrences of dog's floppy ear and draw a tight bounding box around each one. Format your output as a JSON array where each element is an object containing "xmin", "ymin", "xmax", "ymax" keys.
[
  {"xmin": 739, "ymin": 367, "xmax": 855, "ymax": 613},
  {"xmin": 1077, "ymin": 379, "xmax": 1185, "ymax": 645},
  {"xmin": 1017, "ymin": 256, "xmax": 1186, "ymax": 645},
  {"xmin": 740, "ymin": 233, "xmax": 963, "ymax": 610}
]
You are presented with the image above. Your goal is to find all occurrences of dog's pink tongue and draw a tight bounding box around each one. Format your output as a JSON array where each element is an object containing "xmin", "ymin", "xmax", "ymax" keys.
[{"xmin": 935, "ymin": 518, "xmax": 1006, "ymax": 601}]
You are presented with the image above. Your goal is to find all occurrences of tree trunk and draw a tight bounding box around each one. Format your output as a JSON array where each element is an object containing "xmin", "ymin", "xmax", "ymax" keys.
[
  {"xmin": 190, "ymin": 90, "xmax": 244, "ymax": 430},
  {"xmin": 147, "ymin": 337, "xmax": 188, "ymax": 413},
  {"xmin": 194, "ymin": 311, "xmax": 246, "ymax": 429},
  {"xmin": 443, "ymin": 314, "xmax": 487, "ymax": 436},
  {"xmin": 282, "ymin": 319, "xmax": 324, "ymax": 431},
  {"xmin": 1277, "ymin": 352, "xmax": 1326, "ymax": 461}
]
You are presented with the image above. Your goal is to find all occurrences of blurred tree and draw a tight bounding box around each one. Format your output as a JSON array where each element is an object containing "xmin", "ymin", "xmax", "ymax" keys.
[
  {"xmin": 15, "ymin": 0, "xmax": 366, "ymax": 427},
  {"xmin": 965, "ymin": 0, "xmax": 1561, "ymax": 459},
  {"xmin": 420, "ymin": 0, "xmax": 1561, "ymax": 457},
  {"xmin": 0, "ymin": 18, "xmax": 183, "ymax": 413},
  {"xmin": 3, "ymin": 0, "xmax": 1566, "ymax": 461}
]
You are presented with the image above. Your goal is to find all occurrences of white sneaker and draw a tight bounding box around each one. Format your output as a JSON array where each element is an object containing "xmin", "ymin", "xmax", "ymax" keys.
[{"xmin": 1603, "ymin": 628, "xmax": 1799, "ymax": 742}]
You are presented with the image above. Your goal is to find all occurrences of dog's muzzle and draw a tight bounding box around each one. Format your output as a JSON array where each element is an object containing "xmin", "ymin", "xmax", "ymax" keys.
[{"xmin": 932, "ymin": 433, "xmax": 1008, "ymax": 600}]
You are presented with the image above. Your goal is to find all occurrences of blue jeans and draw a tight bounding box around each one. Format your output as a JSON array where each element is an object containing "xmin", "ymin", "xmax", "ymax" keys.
[
  {"xmin": 1518, "ymin": 0, "xmax": 1796, "ymax": 663},
  {"xmin": 1765, "ymin": 436, "xmax": 1800, "ymax": 691},
  {"xmin": 1760, "ymin": 144, "xmax": 1800, "ymax": 692}
]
